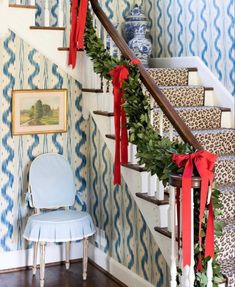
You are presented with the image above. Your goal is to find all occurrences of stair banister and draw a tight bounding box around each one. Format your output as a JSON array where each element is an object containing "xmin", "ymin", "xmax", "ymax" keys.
[{"xmin": 90, "ymin": 0, "xmax": 202, "ymax": 150}]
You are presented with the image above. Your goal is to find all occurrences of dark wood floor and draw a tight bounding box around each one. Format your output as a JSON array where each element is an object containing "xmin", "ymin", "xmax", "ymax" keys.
[{"xmin": 0, "ymin": 261, "xmax": 125, "ymax": 287}]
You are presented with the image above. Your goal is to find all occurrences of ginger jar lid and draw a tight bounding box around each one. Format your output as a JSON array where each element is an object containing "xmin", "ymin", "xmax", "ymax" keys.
[{"xmin": 125, "ymin": 4, "xmax": 147, "ymax": 22}]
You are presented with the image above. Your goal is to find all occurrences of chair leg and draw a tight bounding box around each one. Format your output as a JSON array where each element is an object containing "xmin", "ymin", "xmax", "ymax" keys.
[
  {"xmin": 65, "ymin": 241, "xmax": 70, "ymax": 270},
  {"xmin": 83, "ymin": 237, "xmax": 88, "ymax": 280},
  {"xmin": 32, "ymin": 242, "xmax": 38, "ymax": 275},
  {"xmin": 39, "ymin": 242, "xmax": 46, "ymax": 287}
]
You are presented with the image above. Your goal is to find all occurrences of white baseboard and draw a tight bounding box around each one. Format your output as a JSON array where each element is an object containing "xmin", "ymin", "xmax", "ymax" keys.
[
  {"xmin": 0, "ymin": 243, "xmax": 154, "ymax": 287},
  {"xmin": 0, "ymin": 242, "xmax": 83, "ymax": 271},
  {"xmin": 89, "ymin": 244, "xmax": 154, "ymax": 287}
]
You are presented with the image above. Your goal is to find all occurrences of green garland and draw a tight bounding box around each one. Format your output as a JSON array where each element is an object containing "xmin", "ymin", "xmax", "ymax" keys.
[{"xmin": 84, "ymin": 11, "xmax": 225, "ymax": 286}]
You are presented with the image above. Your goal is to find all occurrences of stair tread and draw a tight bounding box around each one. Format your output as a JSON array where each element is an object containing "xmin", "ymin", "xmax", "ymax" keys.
[
  {"xmin": 154, "ymin": 227, "xmax": 179, "ymax": 240},
  {"xmin": 94, "ymin": 111, "xmax": 114, "ymax": 117},
  {"xmin": 154, "ymin": 105, "xmax": 230, "ymax": 112},
  {"xmin": 135, "ymin": 192, "xmax": 169, "ymax": 205},
  {"xmin": 121, "ymin": 163, "xmax": 146, "ymax": 172},
  {"xmin": 218, "ymin": 184, "xmax": 235, "ymax": 193},
  {"xmin": 58, "ymin": 47, "xmax": 84, "ymax": 51},
  {"xmin": 147, "ymin": 67, "xmax": 198, "ymax": 72},
  {"xmin": 9, "ymin": 4, "xmax": 36, "ymax": 9},
  {"xmin": 30, "ymin": 26, "xmax": 65, "ymax": 31},
  {"xmin": 158, "ymin": 85, "xmax": 212, "ymax": 90}
]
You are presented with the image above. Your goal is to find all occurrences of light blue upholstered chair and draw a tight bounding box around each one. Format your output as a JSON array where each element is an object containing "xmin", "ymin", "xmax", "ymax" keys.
[{"xmin": 23, "ymin": 153, "xmax": 95, "ymax": 287}]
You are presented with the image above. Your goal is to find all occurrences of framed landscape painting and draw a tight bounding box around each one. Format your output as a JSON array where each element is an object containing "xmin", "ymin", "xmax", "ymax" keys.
[{"xmin": 12, "ymin": 89, "xmax": 68, "ymax": 135}]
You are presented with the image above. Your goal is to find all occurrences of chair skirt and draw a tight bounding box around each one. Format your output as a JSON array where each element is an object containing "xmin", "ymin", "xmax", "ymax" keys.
[{"xmin": 23, "ymin": 210, "xmax": 95, "ymax": 242}]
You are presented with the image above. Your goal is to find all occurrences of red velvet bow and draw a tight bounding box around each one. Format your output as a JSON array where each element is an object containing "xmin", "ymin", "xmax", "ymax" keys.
[
  {"xmin": 110, "ymin": 65, "xmax": 129, "ymax": 185},
  {"xmin": 69, "ymin": 0, "xmax": 88, "ymax": 68},
  {"xmin": 172, "ymin": 150, "xmax": 217, "ymax": 270}
]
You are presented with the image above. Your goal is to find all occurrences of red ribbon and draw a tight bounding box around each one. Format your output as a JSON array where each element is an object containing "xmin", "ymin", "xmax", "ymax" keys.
[
  {"xmin": 69, "ymin": 0, "xmax": 88, "ymax": 68},
  {"xmin": 110, "ymin": 65, "xmax": 129, "ymax": 185},
  {"xmin": 172, "ymin": 150, "xmax": 217, "ymax": 270}
]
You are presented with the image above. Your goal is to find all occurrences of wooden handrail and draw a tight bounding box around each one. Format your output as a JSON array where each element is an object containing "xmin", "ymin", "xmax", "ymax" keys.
[{"xmin": 90, "ymin": 0, "xmax": 203, "ymax": 150}]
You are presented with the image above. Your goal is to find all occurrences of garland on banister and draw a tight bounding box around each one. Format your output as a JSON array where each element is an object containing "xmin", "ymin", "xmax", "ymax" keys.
[{"xmin": 84, "ymin": 11, "xmax": 225, "ymax": 286}]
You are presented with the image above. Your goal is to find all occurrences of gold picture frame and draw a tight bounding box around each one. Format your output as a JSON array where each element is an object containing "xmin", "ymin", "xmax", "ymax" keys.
[{"xmin": 12, "ymin": 89, "xmax": 68, "ymax": 135}]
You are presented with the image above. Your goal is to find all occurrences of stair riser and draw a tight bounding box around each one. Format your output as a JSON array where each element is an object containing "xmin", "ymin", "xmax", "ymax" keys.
[
  {"xmin": 151, "ymin": 87, "xmax": 214, "ymax": 108},
  {"xmin": 9, "ymin": 6, "xmax": 36, "ymax": 27},
  {"xmin": 215, "ymin": 225, "xmax": 235, "ymax": 263},
  {"xmin": 215, "ymin": 159, "xmax": 235, "ymax": 185},
  {"xmin": 147, "ymin": 69, "xmax": 199, "ymax": 86},
  {"xmin": 172, "ymin": 130, "xmax": 235, "ymax": 156},
  {"xmin": 219, "ymin": 192, "xmax": 235, "ymax": 224}
]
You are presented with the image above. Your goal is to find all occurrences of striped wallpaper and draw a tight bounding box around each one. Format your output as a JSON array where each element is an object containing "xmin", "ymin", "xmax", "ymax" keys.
[
  {"xmin": 0, "ymin": 31, "xmax": 88, "ymax": 252},
  {"xmin": 99, "ymin": 0, "xmax": 235, "ymax": 96},
  {"xmin": 10, "ymin": 0, "xmax": 234, "ymax": 95},
  {"xmin": 88, "ymin": 117, "xmax": 169, "ymax": 286}
]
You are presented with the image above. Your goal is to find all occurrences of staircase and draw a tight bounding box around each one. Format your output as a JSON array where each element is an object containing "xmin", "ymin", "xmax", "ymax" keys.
[
  {"xmin": 95, "ymin": 67, "xmax": 235, "ymax": 286},
  {"xmin": 2, "ymin": 1, "xmax": 234, "ymax": 286}
]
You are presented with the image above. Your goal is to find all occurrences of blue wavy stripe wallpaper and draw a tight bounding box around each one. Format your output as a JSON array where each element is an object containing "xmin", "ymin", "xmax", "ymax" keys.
[
  {"xmin": 88, "ymin": 118, "xmax": 169, "ymax": 286},
  {"xmin": 99, "ymin": 0, "xmax": 235, "ymax": 96},
  {"xmin": 10, "ymin": 0, "xmax": 234, "ymax": 95},
  {"xmin": 145, "ymin": 0, "xmax": 235, "ymax": 96},
  {"xmin": 0, "ymin": 31, "xmax": 89, "ymax": 252}
]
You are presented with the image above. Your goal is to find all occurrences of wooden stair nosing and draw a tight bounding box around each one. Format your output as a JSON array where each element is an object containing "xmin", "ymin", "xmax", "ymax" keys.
[
  {"xmin": 58, "ymin": 47, "xmax": 84, "ymax": 51},
  {"xmin": 93, "ymin": 111, "xmax": 114, "ymax": 117},
  {"xmin": 135, "ymin": 192, "xmax": 169, "ymax": 206},
  {"xmin": 9, "ymin": 4, "xmax": 36, "ymax": 9},
  {"xmin": 30, "ymin": 26, "xmax": 65, "ymax": 31},
  {"xmin": 154, "ymin": 227, "xmax": 179, "ymax": 241},
  {"xmin": 121, "ymin": 163, "xmax": 146, "ymax": 172},
  {"xmin": 82, "ymin": 88, "xmax": 103, "ymax": 93},
  {"xmin": 187, "ymin": 67, "xmax": 198, "ymax": 72}
]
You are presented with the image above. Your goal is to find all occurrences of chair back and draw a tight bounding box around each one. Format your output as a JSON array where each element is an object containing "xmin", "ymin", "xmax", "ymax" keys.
[{"xmin": 29, "ymin": 153, "xmax": 76, "ymax": 209}]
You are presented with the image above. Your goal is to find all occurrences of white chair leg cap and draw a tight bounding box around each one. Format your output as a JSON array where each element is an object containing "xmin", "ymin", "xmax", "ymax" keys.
[
  {"xmin": 83, "ymin": 273, "xmax": 87, "ymax": 281},
  {"xmin": 32, "ymin": 267, "xmax": 37, "ymax": 276},
  {"xmin": 65, "ymin": 262, "xmax": 70, "ymax": 270}
]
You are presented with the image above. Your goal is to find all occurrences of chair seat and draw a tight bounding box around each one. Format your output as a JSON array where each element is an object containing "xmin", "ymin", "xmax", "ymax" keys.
[{"xmin": 23, "ymin": 210, "xmax": 95, "ymax": 242}]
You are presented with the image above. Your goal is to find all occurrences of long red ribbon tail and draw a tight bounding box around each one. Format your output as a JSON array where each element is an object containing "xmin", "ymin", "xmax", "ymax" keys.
[
  {"xmin": 68, "ymin": 0, "xmax": 79, "ymax": 68},
  {"xmin": 176, "ymin": 187, "xmax": 181, "ymax": 262},
  {"xmin": 77, "ymin": 0, "xmax": 88, "ymax": 49},
  {"xmin": 194, "ymin": 151, "xmax": 217, "ymax": 270},
  {"xmin": 121, "ymin": 97, "xmax": 128, "ymax": 164},
  {"xmin": 110, "ymin": 66, "xmax": 129, "ymax": 185},
  {"xmin": 113, "ymin": 86, "xmax": 121, "ymax": 185}
]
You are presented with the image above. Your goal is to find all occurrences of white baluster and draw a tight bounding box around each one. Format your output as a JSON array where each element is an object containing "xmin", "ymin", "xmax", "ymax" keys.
[
  {"xmin": 129, "ymin": 144, "xmax": 137, "ymax": 164},
  {"xmin": 206, "ymin": 188, "xmax": 213, "ymax": 287},
  {"xmin": 16, "ymin": 0, "xmax": 21, "ymax": 4},
  {"xmin": 159, "ymin": 110, "xmax": 164, "ymax": 137},
  {"xmin": 156, "ymin": 178, "xmax": 164, "ymax": 200},
  {"xmin": 169, "ymin": 186, "xmax": 177, "ymax": 287},
  {"xmin": 58, "ymin": 0, "xmax": 64, "ymax": 27},
  {"xmin": 189, "ymin": 188, "xmax": 195, "ymax": 286},
  {"xmin": 110, "ymin": 38, "xmax": 114, "ymax": 57},
  {"xmin": 169, "ymin": 123, "xmax": 174, "ymax": 141},
  {"xmin": 178, "ymin": 189, "xmax": 183, "ymax": 286},
  {"xmin": 44, "ymin": 0, "xmax": 50, "ymax": 27},
  {"xmin": 140, "ymin": 172, "xmax": 149, "ymax": 194},
  {"xmin": 182, "ymin": 265, "xmax": 190, "ymax": 287},
  {"xmin": 148, "ymin": 174, "xmax": 156, "ymax": 197},
  {"xmin": 103, "ymin": 29, "xmax": 108, "ymax": 50},
  {"xmin": 206, "ymin": 259, "xmax": 213, "ymax": 287},
  {"xmin": 182, "ymin": 187, "xmax": 194, "ymax": 286},
  {"xmin": 30, "ymin": 0, "xmax": 35, "ymax": 5}
]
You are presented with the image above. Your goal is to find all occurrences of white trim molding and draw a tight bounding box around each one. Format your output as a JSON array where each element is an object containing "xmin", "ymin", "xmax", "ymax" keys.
[
  {"xmin": 0, "ymin": 242, "xmax": 83, "ymax": 271},
  {"xmin": 89, "ymin": 244, "xmax": 155, "ymax": 287}
]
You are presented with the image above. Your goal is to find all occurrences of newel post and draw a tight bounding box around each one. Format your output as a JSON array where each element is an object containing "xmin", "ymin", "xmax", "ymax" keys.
[{"xmin": 169, "ymin": 174, "xmax": 202, "ymax": 286}]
